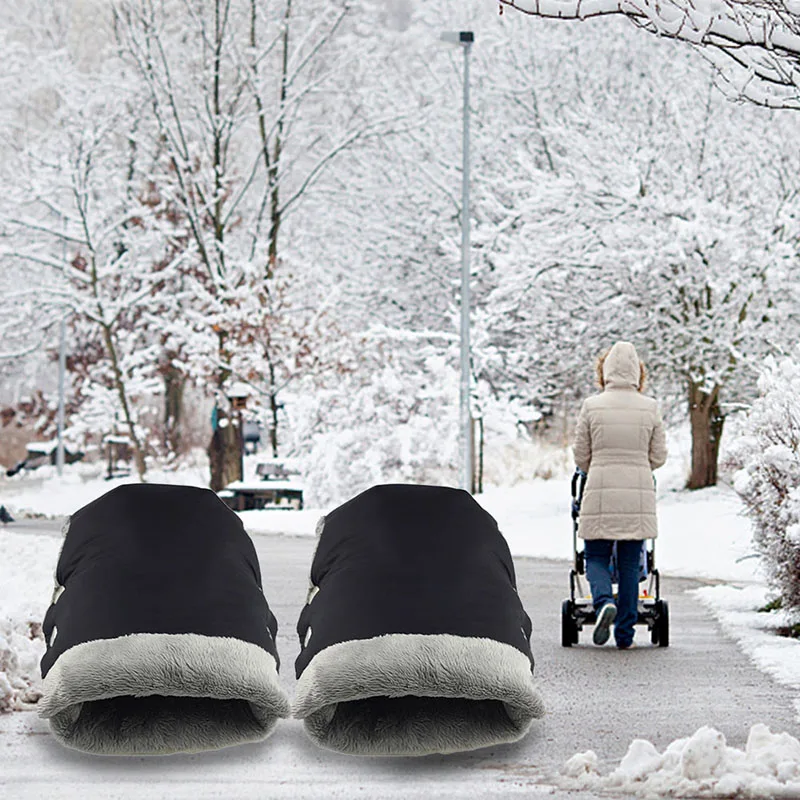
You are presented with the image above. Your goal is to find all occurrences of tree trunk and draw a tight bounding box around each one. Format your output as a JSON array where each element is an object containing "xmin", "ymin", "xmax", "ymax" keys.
[
  {"xmin": 208, "ymin": 415, "xmax": 243, "ymax": 492},
  {"xmin": 264, "ymin": 357, "xmax": 280, "ymax": 458},
  {"xmin": 687, "ymin": 381, "xmax": 724, "ymax": 490},
  {"xmin": 267, "ymin": 0, "xmax": 291, "ymax": 276},
  {"xmin": 100, "ymin": 322, "xmax": 146, "ymax": 481},
  {"xmin": 209, "ymin": 329, "xmax": 235, "ymax": 491},
  {"xmin": 163, "ymin": 362, "xmax": 185, "ymax": 455},
  {"xmin": 269, "ymin": 390, "xmax": 279, "ymax": 458}
]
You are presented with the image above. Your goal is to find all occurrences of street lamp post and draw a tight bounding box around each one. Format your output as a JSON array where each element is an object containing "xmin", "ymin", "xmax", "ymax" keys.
[
  {"xmin": 56, "ymin": 223, "xmax": 68, "ymax": 477},
  {"xmin": 56, "ymin": 316, "xmax": 66, "ymax": 476},
  {"xmin": 440, "ymin": 30, "xmax": 474, "ymax": 493}
]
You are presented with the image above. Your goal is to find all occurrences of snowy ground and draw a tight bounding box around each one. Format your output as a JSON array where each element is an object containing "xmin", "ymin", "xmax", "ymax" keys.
[
  {"xmin": 0, "ymin": 456, "xmax": 211, "ymax": 518},
  {"xmin": 1, "ymin": 445, "xmax": 799, "ymax": 797},
  {"xmin": 694, "ymin": 585, "xmax": 800, "ymax": 720}
]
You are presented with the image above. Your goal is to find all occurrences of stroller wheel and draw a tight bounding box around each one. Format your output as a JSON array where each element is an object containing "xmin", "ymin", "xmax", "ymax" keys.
[
  {"xmin": 561, "ymin": 599, "xmax": 578, "ymax": 647},
  {"xmin": 652, "ymin": 599, "xmax": 669, "ymax": 648}
]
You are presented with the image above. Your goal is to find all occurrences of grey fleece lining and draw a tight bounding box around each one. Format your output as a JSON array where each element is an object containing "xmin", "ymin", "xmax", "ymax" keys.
[
  {"xmin": 39, "ymin": 633, "xmax": 290, "ymax": 755},
  {"xmin": 293, "ymin": 633, "xmax": 545, "ymax": 756}
]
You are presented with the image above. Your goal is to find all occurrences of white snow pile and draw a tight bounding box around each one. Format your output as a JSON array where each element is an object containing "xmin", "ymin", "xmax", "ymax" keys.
[
  {"xmin": 0, "ymin": 531, "xmax": 60, "ymax": 712},
  {"xmin": 0, "ymin": 618, "xmax": 45, "ymax": 712},
  {"xmin": 560, "ymin": 724, "xmax": 800, "ymax": 798}
]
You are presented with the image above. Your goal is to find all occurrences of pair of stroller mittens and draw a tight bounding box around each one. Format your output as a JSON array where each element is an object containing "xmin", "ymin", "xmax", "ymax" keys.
[{"xmin": 39, "ymin": 483, "xmax": 545, "ymax": 757}]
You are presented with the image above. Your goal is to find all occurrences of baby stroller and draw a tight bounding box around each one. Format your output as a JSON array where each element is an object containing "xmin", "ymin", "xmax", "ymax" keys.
[{"xmin": 561, "ymin": 468, "xmax": 669, "ymax": 648}]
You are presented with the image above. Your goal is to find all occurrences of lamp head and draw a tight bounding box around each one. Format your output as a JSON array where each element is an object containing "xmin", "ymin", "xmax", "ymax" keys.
[{"xmin": 440, "ymin": 31, "xmax": 474, "ymax": 44}]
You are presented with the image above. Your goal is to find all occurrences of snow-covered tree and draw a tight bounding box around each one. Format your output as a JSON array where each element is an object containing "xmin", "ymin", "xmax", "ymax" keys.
[
  {"xmin": 0, "ymin": 15, "xmax": 168, "ymax": 479},
  {"xmin": 111, "ymin": 0, "xmax": 400, "ymax": 489},
  {"xmin": 625, "ymin": 191, "xmax": 787, "ymax": 488},
  {"xmin": 2, "ymin": 0, "xmax": 408, "ymax": 487},
  {"xmin": 458, "ymin": 7, "xmax": 800, "ymax": 486}
]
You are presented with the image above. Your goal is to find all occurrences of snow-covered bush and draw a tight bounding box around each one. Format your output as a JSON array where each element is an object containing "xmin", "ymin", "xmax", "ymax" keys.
[
  {"xmin": 293, "ymin": 355, "xmax": 461, "ymax": 508},
  {"xmin": 727, "ymin": 354, "xmax": 800, "ymax": 616},
  {"xmin": 481, "ymin": 433, "xmax": 572, "ymax": 485},
  {"xmin": 302, "ymin": 417, "xmax": 459, "ymax": 509}
]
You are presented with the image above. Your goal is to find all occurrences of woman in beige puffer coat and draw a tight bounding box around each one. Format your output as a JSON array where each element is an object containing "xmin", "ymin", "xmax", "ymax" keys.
[{"xmin": 573, "ymin": 341, "xmax": 667, "ymax": 649}]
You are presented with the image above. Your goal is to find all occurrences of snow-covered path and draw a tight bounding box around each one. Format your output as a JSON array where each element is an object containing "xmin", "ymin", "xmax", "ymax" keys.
[{"xmin": 1, "ymin": 528, "xmax": 797, "ymax": 799}]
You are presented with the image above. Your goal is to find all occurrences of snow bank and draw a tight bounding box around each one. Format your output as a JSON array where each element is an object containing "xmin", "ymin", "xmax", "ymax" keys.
[
  {"xmin": 694, "ymin": 585, "xmax": 800, "ymax": 720},
  {"xmin": 239, "ymin": 508, "xmax": 324, "ymax": 536},
  {"xmin": 561, "ymin": 724, "xmax": 800, "ymax": 797},
  {"xmin": 654, "ymin": 485, "xmax": 760, "ymax": 583},
  {"xmin": 0, "ymin": 457, "xmax": 210, "ymax": 518},
  {"xmin": 0, "ymin": 531, "xmax": 61, "ymax": 711}
]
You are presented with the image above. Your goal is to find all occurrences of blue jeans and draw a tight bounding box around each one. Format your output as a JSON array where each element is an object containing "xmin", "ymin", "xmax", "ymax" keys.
[{"xmin": 584, "ymin": 539, "xmax": 642, "ymax": 648}]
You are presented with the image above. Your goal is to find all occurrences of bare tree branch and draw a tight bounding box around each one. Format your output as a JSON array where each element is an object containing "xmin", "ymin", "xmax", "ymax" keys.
[{"xmin": 498, "ymin": 0, "xmax": 800, "ymax": 108}]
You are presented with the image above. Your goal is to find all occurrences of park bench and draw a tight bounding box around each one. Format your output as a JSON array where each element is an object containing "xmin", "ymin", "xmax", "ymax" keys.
[{"xmin": 219, "ymin": 460, "xmax": 304, "ymax": 511}]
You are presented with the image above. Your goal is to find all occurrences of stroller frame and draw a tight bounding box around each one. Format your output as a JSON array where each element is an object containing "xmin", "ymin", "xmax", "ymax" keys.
[{"xmin": 561, "ymin": 468, "xmax": 669, "ymax": 648}]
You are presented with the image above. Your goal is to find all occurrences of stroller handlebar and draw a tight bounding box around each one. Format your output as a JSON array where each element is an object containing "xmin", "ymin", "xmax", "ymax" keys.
[{"xmin": 571, "ymin": 468, "xmax": 587, "ymax": 517}]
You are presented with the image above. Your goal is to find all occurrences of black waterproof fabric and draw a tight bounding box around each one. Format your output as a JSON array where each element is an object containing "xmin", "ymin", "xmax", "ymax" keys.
[
  {"xmin": 296, "ymin": 483, "xmax": 533, "ymax": 677},
  {"xmin": 292, "ymin": 483, "xmax": 544, "ymax": 756},
  {"xmin": 38, "ymin": 483, "xmax": 289, "ymax": 755},
  {"xmin": 42, "ymin": 483, "xmax": 278, "ymax": 676}
]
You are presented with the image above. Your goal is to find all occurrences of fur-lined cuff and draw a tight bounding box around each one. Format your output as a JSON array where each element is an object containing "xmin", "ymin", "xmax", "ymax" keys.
[
  {"xmin": 293, "ymin": 633, "xmax": 545, "ymax": 756},
  {"xmin": 39, "ymin": 633, "xmax": 290, "ymax": 755}
]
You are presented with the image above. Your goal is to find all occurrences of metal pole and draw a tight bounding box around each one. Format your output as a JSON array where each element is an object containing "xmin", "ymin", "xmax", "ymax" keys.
[
  {"xmin": 238, "ymin": 408, "xmax": 245, "ymax": 482},
  {"xmin": 459, "ymin": 37, "xmax": 472, "ymax": 493},
  {"xmin": 56, "ymin": 316, "xmax": 66, "ymax": 475},
  {"xmin": 56, "ymin": 214, "xmax": 67, "ymax": 476}
]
